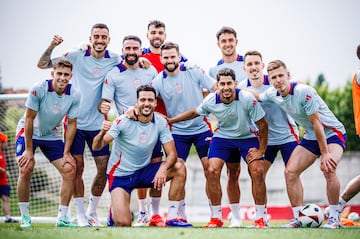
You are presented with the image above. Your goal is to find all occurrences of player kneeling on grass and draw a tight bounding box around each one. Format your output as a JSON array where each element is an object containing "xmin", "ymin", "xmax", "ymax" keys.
[
  {"xmin": 16, "ymin": 59, "xmax": 80, "ymax": 228},
  {"xmin": 92, "ymin": 85, "xmax": 192, "ymax": 227}
]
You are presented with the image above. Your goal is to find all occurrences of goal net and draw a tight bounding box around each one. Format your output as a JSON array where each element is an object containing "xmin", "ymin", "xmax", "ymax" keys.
[{"xmin": 0, "ymin": 93, "xmax": 112, "ymax": 221}]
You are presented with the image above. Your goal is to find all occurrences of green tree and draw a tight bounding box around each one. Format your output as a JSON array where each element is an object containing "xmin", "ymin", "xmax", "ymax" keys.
[
  {"xmin": 4, "ymin": 106, "xmax": 25, "ymax": 132},
  {"xmin": 312, "ymin": 74, "xmax": 358, "ymax": 151}
]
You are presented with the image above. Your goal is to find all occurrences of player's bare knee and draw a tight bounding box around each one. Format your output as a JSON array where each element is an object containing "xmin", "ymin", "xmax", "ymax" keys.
[
  {"xmin": 203, "ymin": 168, "xmax": 210, "ymax": 180},
  {"xmin": 250, "ymin": 167, "xmax": 264, "ymax": 182},
  {"xmin": 208, "ymin": 166, "xmax": 221, "ymax": 180},
  {"xmin": 321, "ymin": 169, "xmax": 337, "ymax": 181},
  {"xmin": 227, "ymin": 167, "xmax": 240, "ymax": 179},
  {"xmin": 75, "ymin": 163, "xmax": 84, "ymax": 176},
  {"xmin": 284, "ymin": 166, "xmax": 298, "ymax": 180},
  {"xmin": 19, "ymin": 166, "xmax": 34, "ymax": 180},
  {"xmin": 61, "ymin": 163, "xmax": 76, "ymax": 180},
  {"xmin": 173, "ymin": 160, "xmax": 185, "ymax": 174}
]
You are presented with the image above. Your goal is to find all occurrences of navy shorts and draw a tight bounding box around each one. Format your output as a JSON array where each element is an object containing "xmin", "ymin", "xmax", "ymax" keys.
[
  {"xmin": 151, "ymin": 140, "xmax": 163, "ymax": 159},
  {"xmin": 71, "ymin": 129, "xmax": 110, "ymax": 157},
  {"xmin": 300, "ymin": 134, "xmax": 347, "ymax": 156},
  {"xmin": 172, "ymin": 130, "xmax": 212, "ymax": 161},
  {"xmin": 108, "ymin": 162, "xmax": 162, "ymax": 195},
  {"xmin": 15, "ymin": 136, "xmax": 63, "ymax": 161},
  {"xmin": 265, "ymin": 141, "xmax": 299, "ymax": 165},
  {"xmin": 0, "ymin": 185, "xmax": 10, "ymax": 196},
  {"xmin": 226, "ymin": 149, "xmax": 241, "ymax": 163},
  {"xmin": 208, "ymin": 137, "xmax": 263, "ymax": 163}
]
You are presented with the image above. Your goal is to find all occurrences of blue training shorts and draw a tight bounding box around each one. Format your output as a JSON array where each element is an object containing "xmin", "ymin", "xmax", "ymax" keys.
[
  {"xmin": 300, "ymin": 134, "xmax": 347, "ymax": 156},
  {"xmin": 15, "ymin": 136, "xmax": 63, "ymax": 161},
  {"xmin": 208, "ymin": 137, "xmax": 264, "ymax": 163},
  {"xmin": 70, "ymin": 129, "xmax": 110, "ymax": 157},
  {"xmin": 265, "ymin": 141, "xmax": 299, "ymax": 165},
  {"xmin": 0, "ymin": 185, "xmax": 10, "ymax": 196},
  {"xmin": 108, "ymin": 162, "xmax": 162, "ymax": 195},
  {"xmin": 172, "ymin": 130, "xmax": 212, "ymax": 161}
]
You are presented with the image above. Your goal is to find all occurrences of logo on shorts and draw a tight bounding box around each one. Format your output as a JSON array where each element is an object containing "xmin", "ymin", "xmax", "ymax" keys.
[{"xmin": 16, "ymin": 143, "xmax": 23, "ymax": 154}]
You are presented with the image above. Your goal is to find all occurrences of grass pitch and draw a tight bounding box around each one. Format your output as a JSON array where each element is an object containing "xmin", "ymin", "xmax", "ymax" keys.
[
  {"xmin": 1, "ymin": 222, "xmax": 359, "ymax": 239},
  {"xmin": 0, "ymin": 223, "xmax": 360, "ymax": 239}
]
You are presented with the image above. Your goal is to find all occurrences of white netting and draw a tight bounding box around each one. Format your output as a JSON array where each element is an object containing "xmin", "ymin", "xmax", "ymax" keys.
[{"xmin": 0, "ymin": 94, "xmax": 112, "ymax": 218}]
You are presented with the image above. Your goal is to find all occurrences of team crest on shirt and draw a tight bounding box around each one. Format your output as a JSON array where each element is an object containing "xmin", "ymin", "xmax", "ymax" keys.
[
  {"xmin": 133, "ymin": 78, "xmax": 141, "ymax": 88},
  {"xmin": 175, "ymin": 83, "xmax": 183, "ymax": 94},
  {"xmin": 286, "ymin": 105, "xmax": 293, "ymax": 112},
  {"xmin": 252, "ymin": 99, "xmax": 257, "ymax": 107},
  {"xmin": 140, "ymin": 132, "xmax": 147, "ymax": 144},
  {"xmin": 92, "ymin": 67, "xmax": 101, "ymax": 77},
  {"xmin": 228, "ymin": 111, "xmax": 236, "ymax": 119},
  {"xmin": 104, "ymin": 78, "xmax": 109, "ymax": 84},
  {"xmin": 305, "ymin": 94, "xmax": 312, "ymax": 102},
  {"xmin": 31, "ymin": 90, "xmax": 37, "ymax": 96},
  {"xmin": 52, "ymin": 103, "xmax": 61, "ymax": 114}
]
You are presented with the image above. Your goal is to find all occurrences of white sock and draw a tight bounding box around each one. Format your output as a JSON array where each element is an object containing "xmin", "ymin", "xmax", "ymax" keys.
[
  {"xmin": 87, "ymin": 194, "xmax": 101, "ymax": 215},
  {"xmin": 177, "ymin": 199, "xmax": 187, "ymax": 220},
  {"xmin": 292, "ymin": 206, "xmax": 302, "ymax": 220},
  {"xmin": 255, "ymin": 204, "xmax": 266, "ymax": 220},
  {"xmin": 229, "ymin": 203, "xmax": 241, "ymax": 221},
  {"xmin": 211, "ymin": 205, "xmax": 222, "ymax": 220},
  {"xmin": 74, "ymin": 197, "xmax": 86, "ymax": 220},
  {"xmin": 138, "ymin": 198, "xmax": 148, "ymax": 213},
  {"xmin": 208, "ymin": 199, "xmax": 213, "ymax": 218},
  {"xmin": 167, "ymin": 201, "xmax": 179, "ymax": 220},
  {"xmin": 58, "ymin": 205, "xmax": 68, "ymax": 218},
  {"xmin": 338, "ymin": 197, "xmax": 347, "ymax": 212},
  {"xmin": 18, "ymin": 202, "xmax": 30, "ymax": 217},
  {"xmin": 150, "ymin": 197, "xmax": 161, "ymax": 216},
  {"xmin": 329, "ymin": 205, "xmax": 340, "ymax": 220}
]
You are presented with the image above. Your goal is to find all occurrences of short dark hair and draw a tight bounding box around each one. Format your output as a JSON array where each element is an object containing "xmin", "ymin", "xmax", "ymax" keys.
[
  {"xmin": 160, "ymin": 41, "xmax": 180, "ymax": 55},
  {"xmin": 137, "ymin": 85, "xmax": 156, "ymax": 98},
  {"xmin": 91, "ymin": 23, "xmax": 109, "ymax": 34},
  {"xmin": 357, "ymin": 44, "xmax": 360, "ymax": 60},
  {"xmin": 54, "ymin": 58, "xmax": 73, "ymax": 71},
  {"xmin": 148, "ymin": 20, "xmax": 165, "ymax": 30},
  {"xmin": 122, "ymin": 35, "xmax": 142, "ymax": 46},
  {"xmin": 267, "ymin": 60, "xmax": 288, "ymax": 73},
  {"xmin": 216, "ymin": 26, "xmax": 237, "ymax": 40},
  {"xmin": 244, "ymin": 50, "xmax": 263, "ymax": 62},
  {"xmin": 216, "ymin": 67, "xmax": 236, "ymax": 82}
]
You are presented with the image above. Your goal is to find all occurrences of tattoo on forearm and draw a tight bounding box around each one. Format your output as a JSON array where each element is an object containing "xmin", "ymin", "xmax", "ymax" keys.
[{"xmin": 39, "ymin": 47, "xmax": 53, "ymax": 68}]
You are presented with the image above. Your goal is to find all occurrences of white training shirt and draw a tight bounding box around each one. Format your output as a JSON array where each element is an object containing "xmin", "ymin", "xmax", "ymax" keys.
[
  {"xmin": 107, "ymin": 113, "xmax": 173, "ymax": 176},
  {"xmin": 52, "ymin": 48, "xmax": 120, "ymax": 130},
  {"xmin": 151, "ymin": 65, "xmax": 216, "ymax": 135},
  {"xmin": 17, "ymin": 79, "xmax": 80, "ymax": 140},
  {"xmin": 259, "ymin": 82, "xmax": 346, "ymax": 140},
  {"xmin": 197, "ymin": 88, "xmax": 265, "ymax": 139},
  {"xmin": 102, "ymin": 61, "xmax": 157, "ymax": 115}
]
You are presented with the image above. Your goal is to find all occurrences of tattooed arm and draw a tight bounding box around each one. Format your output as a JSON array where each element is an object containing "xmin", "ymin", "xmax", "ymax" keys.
[{"xmin": 37, "ymin": 35, "xmax": 64, "ymax": 69}]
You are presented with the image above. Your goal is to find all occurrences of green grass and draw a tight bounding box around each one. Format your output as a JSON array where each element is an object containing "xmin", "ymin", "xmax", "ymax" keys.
[{"xmin": 1, "ymin": 222, "xmax": 359, "ymax": 239}]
